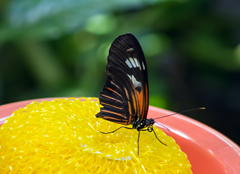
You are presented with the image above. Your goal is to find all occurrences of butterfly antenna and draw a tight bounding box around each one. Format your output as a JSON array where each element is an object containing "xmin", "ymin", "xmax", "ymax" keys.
[{"xmin": 154, "ymin": 107, "xmax": 205, "ymax": 120}]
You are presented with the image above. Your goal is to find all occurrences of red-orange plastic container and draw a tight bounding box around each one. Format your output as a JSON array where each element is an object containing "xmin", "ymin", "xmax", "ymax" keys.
[{"xmin": 0, "ymin": 98, "xmax": 240, "ymax": 174}]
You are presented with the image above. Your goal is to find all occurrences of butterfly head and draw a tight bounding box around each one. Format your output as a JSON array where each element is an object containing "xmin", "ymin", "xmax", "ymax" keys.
[{"xmin": 146, "ymin": 118, "xmax": 155, "ymax": 126}]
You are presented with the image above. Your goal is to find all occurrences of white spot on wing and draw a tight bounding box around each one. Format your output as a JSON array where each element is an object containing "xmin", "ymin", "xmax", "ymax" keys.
[
  {"xmin": 142, "ymin": 61, "xmax": 145, "ymax": 70},
  {"xmin": 134, "ymin": 58, "xmax": 141, "ymax": 70},
  {"xmin": 127, "ymin": 74, "xmax": 142, "ymax": 88},
  {"xmin": 127, "ymin": 48, "xmax": 134, "ymax": 52},
  {"xmin": 125, "ymin": 59, "xmax": 132, "ymax": 68},
  {"xmin": 129, "ymin": 57, "xmax": 136, "ymax": 68}
]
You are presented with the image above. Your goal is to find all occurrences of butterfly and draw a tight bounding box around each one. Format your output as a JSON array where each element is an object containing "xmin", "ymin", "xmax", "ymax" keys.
[{"xmin": 96, "ymin": 33, "xmax": 167, "ymax": 155}]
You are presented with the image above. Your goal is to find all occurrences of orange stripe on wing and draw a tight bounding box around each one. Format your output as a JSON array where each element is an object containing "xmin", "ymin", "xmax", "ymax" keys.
[
  {"xmin": 136, "ymin": 88, "xmax": 144, "ymax": 120},
  {"xmin": 101, "ymin": 94, "xmax": 122, "ymax": 103},
  {"xmin": 101, "ymin": 102, "xmax": 122, "ymax": 110},
  {"xmin": 123, "ymin": 87, "xmax": 129, "ymax": 100},
  {"xmin": 131, "ymin": 91, "xmax": 138, "ymax": 115},
  {"xmin": 110, "ymin": 81, "xmax": 122, "ymax": 91},
  {"xmin": 106, "ymin": 120, "xmax": 128, "ymax": 125},
  {"xmin": 103, "ymin": 116, "xmax": 126, "ymax": 121},
  {"xmin": 127, "ymin": 101, "xmax": 132, "ymax": 116},
  {"xmin": 101, "ymin": 109, "xmax": 126, "ymax": 118},
  {"xmin": 124, "ymin": 87, "xmax": 138, "ymax": 123},
  {"xmin": 106, "ymin": 87, "xmax": 122, "ymax": 97},
  {"xmin": 102, "ymin": 115, "xmax": 128, "ymax": 125},
  {"xmin": 144, "ymin": 83, "xmax": 149, "ymax": 118},
  {"xmin": 127, "ymin": 101, "xmax": 133, "ymax": 124}
]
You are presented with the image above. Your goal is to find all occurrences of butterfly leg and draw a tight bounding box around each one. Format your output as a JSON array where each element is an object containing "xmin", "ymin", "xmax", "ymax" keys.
[
  {"xmin": 99, "ymin": 126, "xmax": 133, "ymax": 134},
  {"xmin": 136, "ymin": 128, "xmax": 150, "ymax": 155},
  {"xmin": 152, "ymin": 128, "xmax": 167, "ymax": 146},
  {"xmin": 139, "ymin": 128, "xmax": 167, "ymax": 146},
  {"xmin": 137, "ymin": 130, "xmax": 140, "ymax": 155}
]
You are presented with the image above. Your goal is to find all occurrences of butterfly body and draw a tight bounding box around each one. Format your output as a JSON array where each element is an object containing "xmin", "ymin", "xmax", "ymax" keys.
[
  {"xmin": 96, "ymin": 33, "xmax": 166, "ymax": 154},
  {"xmin": 132, "ymin": 118, "xmax": 154, "ymax": 131}
]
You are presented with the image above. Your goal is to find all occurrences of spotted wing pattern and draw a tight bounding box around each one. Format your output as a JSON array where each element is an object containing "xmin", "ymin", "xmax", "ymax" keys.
[{"xmin": 96, "ymin": 33, "xmax": 149, "ymax": 125}]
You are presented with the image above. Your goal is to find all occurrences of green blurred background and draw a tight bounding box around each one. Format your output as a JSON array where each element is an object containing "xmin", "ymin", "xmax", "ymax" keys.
[{"xmin": 1, "ymin": 0, "xmax": 240, "ymax": 145}]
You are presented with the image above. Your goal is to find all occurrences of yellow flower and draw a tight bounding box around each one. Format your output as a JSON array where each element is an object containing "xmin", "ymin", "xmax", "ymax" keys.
[{"xmin": 0, "ymin": 98, "xmax": 192, "ymax": 173}]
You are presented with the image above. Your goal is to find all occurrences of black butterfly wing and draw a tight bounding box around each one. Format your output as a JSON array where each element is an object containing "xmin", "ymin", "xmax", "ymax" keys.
[{"xmin": 96, "ymin": 33, "xmax": 149, "ymax": 125}]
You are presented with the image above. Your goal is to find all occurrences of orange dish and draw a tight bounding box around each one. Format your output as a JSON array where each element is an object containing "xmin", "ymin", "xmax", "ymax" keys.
[{"xmin": 0, "ymin": 98, "xmax": 240, "ymax": 174}]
